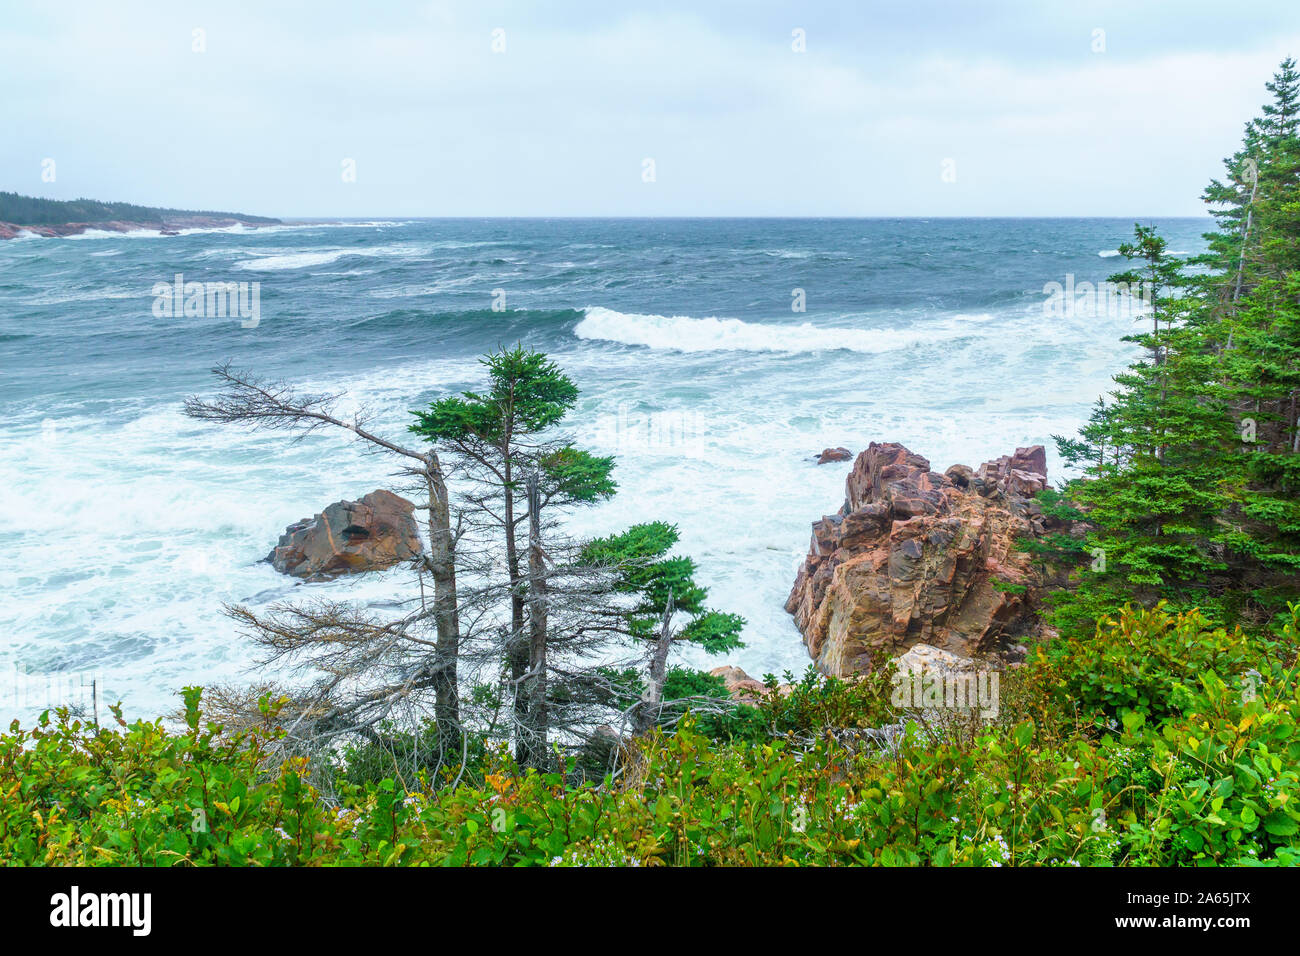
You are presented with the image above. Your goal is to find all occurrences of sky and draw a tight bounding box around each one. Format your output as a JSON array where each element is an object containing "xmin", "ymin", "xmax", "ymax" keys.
[{"xmin": 2, "ymin": 1, "xmax": 1298, "ymax": 217}]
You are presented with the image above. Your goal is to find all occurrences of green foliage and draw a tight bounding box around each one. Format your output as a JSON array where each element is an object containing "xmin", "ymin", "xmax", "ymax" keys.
[
  {"xmin": 581, "ymin": 521, "xmax": 745, "ymax": 653},
  {"xmin": 0, "ymin": 191, "xmax": 278, "ymax": 226},
  {"xmin": 335, "ymin": 723, "xmax": 491, "ymax": 791},
  {"xmin": 595, "ymin": 666, "xmax": 768, "ymax": 741},
  {"xmin": 539, "ymin": 446, "xmax": 617, "ymax": 503},
  {"xmin": 3, "ymin": 607, "xmax": 1297, "ymax": 867},
  {"xmin": 757, "ymin": 664, "xmax": 901, "ymax": 740},
  {"xmin": 587, "ymin": 522, "xmax": 712, "ymax": 621},
  {"xmin": 660, "ymin": 666, "xmax": 728, "ymax": 701},
  {"xmin": 1103, "ymin": 675, "xmax": 1300, "ymax": 865},
  {"xmin": 409, "ymin": 345, "xmax": 580, "ymax": 447},
  {"xmin": 1036, "ymin": 603, "xmax": 1269, "ymax": 725},
  {"xmin": 0, "ymin": 690, "xmax": 345, "ymax": 866}
]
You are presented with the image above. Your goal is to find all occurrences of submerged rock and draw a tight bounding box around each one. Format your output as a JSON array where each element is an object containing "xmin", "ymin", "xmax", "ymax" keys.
[
  {"xmin": 785, "ymin": 441, "xmax": 1051, "ymax": 676},
  {"xmin": 267, "ymin": 489, "xmax": 421, "ymax": 580}
]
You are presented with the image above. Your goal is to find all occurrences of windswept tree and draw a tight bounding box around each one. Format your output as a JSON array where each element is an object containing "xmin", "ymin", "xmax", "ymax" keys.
[
  {"xmin": 408, "ymin": 346, "xmax": 615, "ymax": 766},
  {"xmin": 578, "ymin": 521, "xmax": 745, "ymax": 736},
  {"xmin": 185, "ymin": 352, "xmax": 749, "ymax": 782},
  {"xmin": 183, "ymin": 364, "xmax": 466, "ymax": 766}
]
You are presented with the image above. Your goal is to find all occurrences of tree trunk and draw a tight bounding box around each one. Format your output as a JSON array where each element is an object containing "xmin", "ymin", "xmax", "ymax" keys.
[
  {"xmin": 635, "ymin": 594, "xmax": 675, "ymax": 736},
  {"xmin": 423, "ymin": 452, "xmax": 461, "ymax": 757},
  {"xmin": 522, "ymin": 470, "xmax": 549, "ymax": 769},
  {"xmin": 1233, "ymin": 177, "xmax": 1259, "ymax": 306},
  {"xmin": 502, "ymin": 442, "xmax": 530, "ymax": 762},
  {"xmin": 1290, "ymin": 389, "xmax": 1299, "ymax": 454}
]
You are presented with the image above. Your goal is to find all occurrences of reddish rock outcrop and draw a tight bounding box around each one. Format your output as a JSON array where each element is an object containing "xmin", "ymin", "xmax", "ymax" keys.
[
  {"xmin": 816, "ymin": 447, "xmax": 853, "ymax": 464},
  {"xmin": 785, "ymin": 442, "xmax": 1050, "ymax": 676},
  {"xmin": 977, "ymin": 446, "xmax": 1050, "ymax": 497},
  {"xmin": 709, "ymin": 665, "xmax": 794, "ymax": 702},
  {"xmin": 709, "ymin": 666, "xmax": 770, "ymax": 702},
  {"xmin": 268, "ymin": 490, "xmax": 422, "ymax": 580}
]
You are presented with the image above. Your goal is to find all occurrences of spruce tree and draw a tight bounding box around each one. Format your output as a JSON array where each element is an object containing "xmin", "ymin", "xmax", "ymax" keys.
[
  {"xmin": 409, "ymin": 346, "xmax": 613, "ymax": 765},
  {"xmin": 1051, "ymin": 59, "xmax": 1300, "ymax": 635}
]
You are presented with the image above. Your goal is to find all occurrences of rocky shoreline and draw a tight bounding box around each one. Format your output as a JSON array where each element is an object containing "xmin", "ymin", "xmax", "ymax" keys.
[
  {"xmin": 262, "ymin": 445, "xmax": 1070, "ymax": 700},
  {"xmin": 0, "ymin": 214, "xmax": 281, "ymax": 240}
]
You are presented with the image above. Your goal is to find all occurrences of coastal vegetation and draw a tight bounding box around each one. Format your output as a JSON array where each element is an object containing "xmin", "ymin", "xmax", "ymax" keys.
[
  {"xmin": 0, "ymin": 191, "xmax": 280, "ymax": 227},
  {"xmin": 4, "ymin": 605, "xmax": 1297, "ymax": 866},
  {"xmin": 1049, "ymin": 58, "xmax": 1300, "ymax": 639},
  {"xmin": 3, "ymin": 61, "xmax": 1300, "ymax": 868}
]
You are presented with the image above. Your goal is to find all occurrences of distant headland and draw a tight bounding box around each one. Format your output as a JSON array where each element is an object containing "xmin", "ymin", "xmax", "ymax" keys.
[{"xmin": 0, "ymin": 191, "xmax": 280, "ymax": 239}]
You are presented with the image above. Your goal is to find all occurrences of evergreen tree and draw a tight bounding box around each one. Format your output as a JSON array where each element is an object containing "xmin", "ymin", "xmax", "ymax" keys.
[
  {"xmin": 1209, "ymin": 59, "xmax": 1300, "ymax": 616},
  {"xmin": 580, "ymin": 521, "xmax": 744, "ymax": 734},
  {"xmin": 1051, "ymin": 59, "xmax": 1300, "ymax": 635},
  {"xmin": 409, "ymin": 346, "xmax": 612, "ymax": 766},
  {"xmin": 1054, "ymin": 225, "xmax": 1232, "ymax": 633}
]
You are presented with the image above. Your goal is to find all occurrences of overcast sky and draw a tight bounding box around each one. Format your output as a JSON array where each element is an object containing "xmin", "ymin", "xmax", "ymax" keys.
[{"xmin": 3, "ymin": 1, "xmax": 1298, "ymax": 217}]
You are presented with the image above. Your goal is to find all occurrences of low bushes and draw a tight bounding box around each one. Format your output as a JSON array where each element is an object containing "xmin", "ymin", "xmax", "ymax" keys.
[{"xmin": 3, "ymin": 605, "xmax": 1297, "ymax": 866}]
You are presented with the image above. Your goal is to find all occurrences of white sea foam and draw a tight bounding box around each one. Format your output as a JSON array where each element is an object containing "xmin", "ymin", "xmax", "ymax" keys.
[
  {"xmin": 62, "ymin": 228, "xmax": 167, "ymax": 240},
  {"xmin": 234, "ymin": 242, "xmax": 432, "ymax": 271},
  {"xmin": 1, "ymin": 220, "xmax": 1208, "ymax": 724},
  {"xmin": 38, "ymin": 221, "xmax": 414, "ymax": 244},
  {"xmin": 0, "ymin": 403, "xmax": 422, "ymax": 723},
  {"xmin": 0, "ymin": 312, "xmax": 1109, "ymax": 723},
  {"xmin": 235, "ymin": 249, "xmax": 354, "ymax": 271},
  {"xmin": 572, "ymin": 306, "xmax": 978, "ymax": 354}
]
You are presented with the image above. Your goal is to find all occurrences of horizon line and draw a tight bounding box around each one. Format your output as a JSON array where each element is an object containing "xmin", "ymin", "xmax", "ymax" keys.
[{"xmin": 275, "ymin": 213, "xmax": 1217, "ymax": 221}]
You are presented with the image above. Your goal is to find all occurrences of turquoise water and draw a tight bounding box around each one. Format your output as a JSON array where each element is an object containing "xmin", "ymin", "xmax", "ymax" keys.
[{"xmin": 0, "ymin": 217, "xmax": 1210, "ymax": 721}]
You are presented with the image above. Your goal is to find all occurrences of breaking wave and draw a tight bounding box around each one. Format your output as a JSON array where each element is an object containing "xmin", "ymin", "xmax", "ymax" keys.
[{"xmin": 572, "ymin": 306, "xmax": 972, "ymax": 354}]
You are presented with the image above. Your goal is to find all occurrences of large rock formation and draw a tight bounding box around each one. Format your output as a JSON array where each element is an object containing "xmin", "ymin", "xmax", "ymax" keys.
[
  {"xmin": 267, "ymin": 490, "xmax": 422, "ymax": 580},
  {"xmin": 785, "ymin": 442, "xmax": 1051, "ymax": 676}
]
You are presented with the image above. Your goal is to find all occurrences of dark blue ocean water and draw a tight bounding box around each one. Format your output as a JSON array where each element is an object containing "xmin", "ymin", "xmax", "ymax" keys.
[{"xmin": 0, "ymin": 217, "xmax": 1211, "ymax": 719}]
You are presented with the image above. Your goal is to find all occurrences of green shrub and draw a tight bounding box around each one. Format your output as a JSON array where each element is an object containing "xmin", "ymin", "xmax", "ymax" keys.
[
  {"xmin": 1098, "ymin": 609, "xmax": 1300, "ymax": 865},
  {"xmin": 0, "ymin": 689, "xmax": 349, "ymax": 865},
  {"xmin": 335, "ymin": 722, "xmax": 492, "ymax": 792},
  {"xmin": 1037, "ymin": 603, "xmax": 1268, "ymax": 725},
  {"xmin": 2, "ymin": 607, "xmax": 1296, "ymax": 867}
]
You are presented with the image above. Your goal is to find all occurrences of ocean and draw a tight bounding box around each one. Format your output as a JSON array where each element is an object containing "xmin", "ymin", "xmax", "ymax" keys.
[{"xmin": 0, "ymin": 216, "xmax": 1210, "ymax": 723}]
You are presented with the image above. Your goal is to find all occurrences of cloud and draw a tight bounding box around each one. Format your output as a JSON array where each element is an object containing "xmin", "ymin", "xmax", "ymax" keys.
[{"xmin": 2, "ymin": 1, "xmax": 1297, "ymax": 215}]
